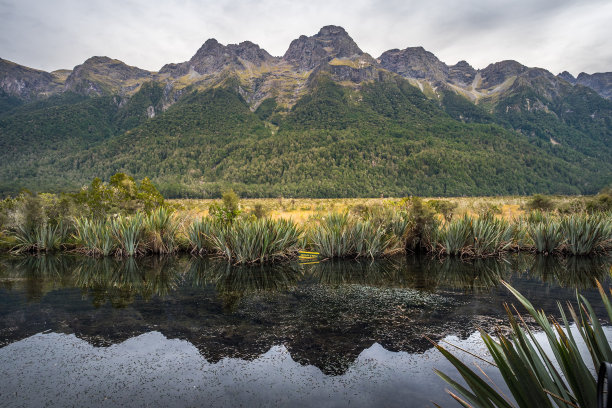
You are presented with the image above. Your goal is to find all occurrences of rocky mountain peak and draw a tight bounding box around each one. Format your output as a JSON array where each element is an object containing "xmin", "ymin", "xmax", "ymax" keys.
[
  {"xmin": 449, "ymin": 60, "xmax": 476, "ymax": 85},
  {"xmin": 160, "ymin": 38, "xmax": 274, "ymax": 77},
  {"xmin": 574, "ymin": 72, "xmax": 612, "ymax": 100},
  {"xmin": 282, "ymin": 25, "xmax": 363, "ymax": 71},
  {"xmin": 558, "ymin": 71, "xmax": 576, "ymax": 84},
  {"xmin": 64, "ymin": 56, "xmax": 151, "ymax": 95},
  {"xmin": 479, "ymin": 60, "xmax": 527, "ymax": 88},
  {"xmin": 0, "ymin": 58, "xmax": 59, "ymax": 99},
  {"xmin": 378, "ymin": 46, "xmax": 449, "ymax": 83}
]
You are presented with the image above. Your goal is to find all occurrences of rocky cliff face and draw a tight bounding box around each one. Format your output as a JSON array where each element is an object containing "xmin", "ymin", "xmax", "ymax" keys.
[
  {"xmin": 574, "ymin": 72, "xmax": 612, "ymax": 100},
  {"xmin": 160, "ymin": 39, "xmax": 276, "ymax": 77},
  {"xmin": 282, "ymin": 25, "xmax": 363, "ymax": 71},
  {"xmin": 0, "ymin": 58, "xmax": 64, "ymax": 99},
  {"xmin": 379, "ymin": 47, "xmax": 449, "ymax": 84},
  {"xmin": 2, "ymin": 24, "xmax": 611, "ymax": 106},
  {"xmin": 448, "ymin": 61, "xmax": 477, "ymax": 86},
  {"xmin": 64, "ymin": 56, "xmax": 151, "ymax": 96}
]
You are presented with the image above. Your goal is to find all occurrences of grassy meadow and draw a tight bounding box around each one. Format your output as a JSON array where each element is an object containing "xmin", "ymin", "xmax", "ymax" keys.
[{"xmin": 169, "ymin": 195, "xmax": 566, "ymax": 224}]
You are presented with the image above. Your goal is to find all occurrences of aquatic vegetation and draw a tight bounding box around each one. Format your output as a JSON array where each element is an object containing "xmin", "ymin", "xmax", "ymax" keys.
[
  {"xmin": 144, "ymin": 207, "xmax": 180, "ymax": 254},
  {"xmin": 209, "ymin": 217, "xmax": 301, "ymax": 264},
  {"xmin": 307, "ymin": 213, "xmax": 395, "ymax": 258},
  {"xmin": 435, "ymin": 216, "xmax": 472, "ymax": 256},
  {"xmin": 527, "ymin": 217, "xmax": 562, "ymax": 254},
  {"xmin": 73, "ymin": 218, "xmax": 115, "ymax": 256},
  {"xmin": 561, "ymin": 213, "xmax": 609, "ymax": 255},
  {"xmin": 471, "ymin": 217, "xmax": 514, "ymax": 257},
  {"xmin": 11, "ymin": 223, "xmax": 67, "ymax": 253},
  {"xmin": 111, "ymin": 214, "xmax": 145, "ymax": 256},
  {"xmin": 186, "ymin": 217, "xmax": 219, "ymax": 254},
  {"xmin": 434, "ymin": 280, "xmax": 612, "ymax": 408}
]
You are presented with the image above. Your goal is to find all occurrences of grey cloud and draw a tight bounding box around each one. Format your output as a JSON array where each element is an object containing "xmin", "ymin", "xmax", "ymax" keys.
[{"xmin": 0, "ymin": 0, "xmax": 610, "ymax": 75}]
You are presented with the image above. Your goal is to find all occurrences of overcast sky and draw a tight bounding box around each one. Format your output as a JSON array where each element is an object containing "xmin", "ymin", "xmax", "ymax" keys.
[{"xmin": 1, "ymin": 0, "xmax": 610, "ymax": 75}]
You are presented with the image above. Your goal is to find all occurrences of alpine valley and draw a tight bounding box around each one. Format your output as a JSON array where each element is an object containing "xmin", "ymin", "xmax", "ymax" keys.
[{"xmin": 1, "ymin": 25, "xmax": 611, "ymax": 197}]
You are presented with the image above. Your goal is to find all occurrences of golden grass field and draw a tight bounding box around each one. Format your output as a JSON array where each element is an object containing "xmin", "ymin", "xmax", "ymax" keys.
[{"xmin": 168, "ymin": 196, "xmax": 583, "ymax": 224}]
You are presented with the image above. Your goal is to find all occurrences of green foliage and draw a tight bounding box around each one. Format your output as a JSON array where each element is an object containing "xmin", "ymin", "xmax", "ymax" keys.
[
  {"xmin": 435, "ymin": 216, "xmax": 473, "ymax": 256},
  {"xmin": 74, "ymin": 173, "xmax": 164, "ymax": 218},
  {"xmin": 1, "ymin": 75, "xmax": 611, "ymax": 197},
  {"xmin": 306, "ymin": 212, "xmax": 395, "ymax": 258},
  {"xmin": 428, "ymin": 199, "xmax": 458, "ymax": 222},
  {"xmin": 527, "ymin": 217, "xmax": 562, "ymax": 253},
  {"xmin": 187, "ymin": 217, "xmax": 219, "ymax": 254},
  {"xmin": 526, "ymin": 194, "xmax": 555, "ymax": 211},
  {"xmin": 208, "ymin": 217, "xmax": 301, "ymax": 264},
  {"xmin": 561, "ymin": 213, "xmax": 609, "ymax": 255},
  {"xmin": 403, "ymin": 197, "xmax": 439, "ymax": 251},
  {"xmin": 111, "ymin": 214, "xmax": 145, "ymax": 256},
  {"xmin": 435, "ymin": 281, "xmax": 612, "ymax": 408},
  {"xmin": 143, "ymin": 207, "xmax": 179, "ymax": 254},
  {"xmin": 73, "ymin": 217, "xmax": 115, "ymax": 256},
  {"xmin": 209, "ymin": 189, "xmax": 242, "ymax": 224}
]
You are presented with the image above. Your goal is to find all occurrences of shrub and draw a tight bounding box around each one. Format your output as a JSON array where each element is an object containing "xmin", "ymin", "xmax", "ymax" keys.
[
  {"xmin": 435, "ymin": 216, "xmax": 472, "ymax": 256},
  {"xmin": 186, "ymin": 217, "xmax": 219, "ymax": 254},
  {"xmin": 527, "ymin": 217, "xmax": 562, "ymax": 253},
  {"xmin": 428, "ymin": 199, "xmax": 457, "ymax": 222},
  {"xmin": 209, "ymin": 189, "xmax": 241, "ymax": 224},
  {"xmin": 403, "ymin": 197, "xmax": 439, "ymax": 252},
  {"xmin": 561, "ymin": 213, "xmax": 609, "ymax": 255},
  {"xmin": 526, "ymin": 194, "xmax": 555, "ymax": 211},
  {"xmin": 74, "ymin": 217, "xmax": 115, "ymax": 256}
]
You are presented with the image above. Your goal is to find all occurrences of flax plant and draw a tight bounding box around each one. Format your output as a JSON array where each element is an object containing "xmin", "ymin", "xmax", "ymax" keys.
[{"xmin": 434, "ymin": 280, "xmax": 612, "ymax": 408}]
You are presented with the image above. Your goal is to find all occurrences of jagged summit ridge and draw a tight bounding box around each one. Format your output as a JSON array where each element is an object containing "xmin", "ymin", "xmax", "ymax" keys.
[
  {"xmin": 282, "ymin": 25, "xmax": 363, "ymax": 71},
  {"xmin": 1, "ymin": 24, "xmax": 611, "ymax": 101}
]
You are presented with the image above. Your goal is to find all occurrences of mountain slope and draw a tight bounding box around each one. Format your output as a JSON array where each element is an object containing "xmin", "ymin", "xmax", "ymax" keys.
[{"xmin": 0, "ymin": 25, "xmax": 610, "ymax": 197}]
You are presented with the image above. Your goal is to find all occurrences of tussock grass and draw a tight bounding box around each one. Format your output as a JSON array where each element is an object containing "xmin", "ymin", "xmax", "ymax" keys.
[
  {"xmin": 111, "ymin": 214, "xmax": 145, "ymax": 257},
  {"xmin": 144, "ymin": 207, "xmax": 179, "ymax": 254},
  {"xmin": 209, "ymin": 217, "xmax": 301, "ymax": 264}
]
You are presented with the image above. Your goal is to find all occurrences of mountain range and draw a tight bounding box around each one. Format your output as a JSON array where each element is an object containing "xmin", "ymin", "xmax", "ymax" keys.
[{"xmin": 1, "ymin": 25, "xmax": 611, "ymax": 197}]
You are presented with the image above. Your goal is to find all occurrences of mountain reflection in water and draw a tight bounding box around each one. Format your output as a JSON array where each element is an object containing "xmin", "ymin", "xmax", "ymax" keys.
[{"xmin": 0, "ymin": 253, "xmax": 611, "ymax": 407}]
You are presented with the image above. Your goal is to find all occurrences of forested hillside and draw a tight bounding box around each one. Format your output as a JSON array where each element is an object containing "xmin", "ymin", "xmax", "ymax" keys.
[{"xmin": 0, "ymin": 26, "xmax": 610, "ymax": 197}]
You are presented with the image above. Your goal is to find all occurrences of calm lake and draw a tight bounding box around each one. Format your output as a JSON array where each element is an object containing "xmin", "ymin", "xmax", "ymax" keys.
[{"xmin": 1, "ymin": 254, "xmax": 611, "ymax": 407}]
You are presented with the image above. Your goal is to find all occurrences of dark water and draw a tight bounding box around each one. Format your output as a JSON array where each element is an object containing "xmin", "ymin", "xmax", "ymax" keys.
[{"xmin": 0, "ymin": 254, "xmax": 611, "ymax": 407}]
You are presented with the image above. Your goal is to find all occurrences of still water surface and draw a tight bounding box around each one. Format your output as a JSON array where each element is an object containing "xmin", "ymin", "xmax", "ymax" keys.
[{"xmin": 0, "ymin": 254, "xmax": 611, "ymax": 407}]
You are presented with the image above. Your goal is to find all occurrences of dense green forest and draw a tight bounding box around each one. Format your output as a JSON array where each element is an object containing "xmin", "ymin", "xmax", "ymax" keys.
[{"xmin": 0, "ymin": 73, "xmax": 610, "ymax": 198}]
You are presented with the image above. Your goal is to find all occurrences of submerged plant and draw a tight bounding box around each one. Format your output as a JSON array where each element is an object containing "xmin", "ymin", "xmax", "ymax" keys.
[{"xmin": 433, "ymin": 280, "xmax": 612, "ymax": 408}]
